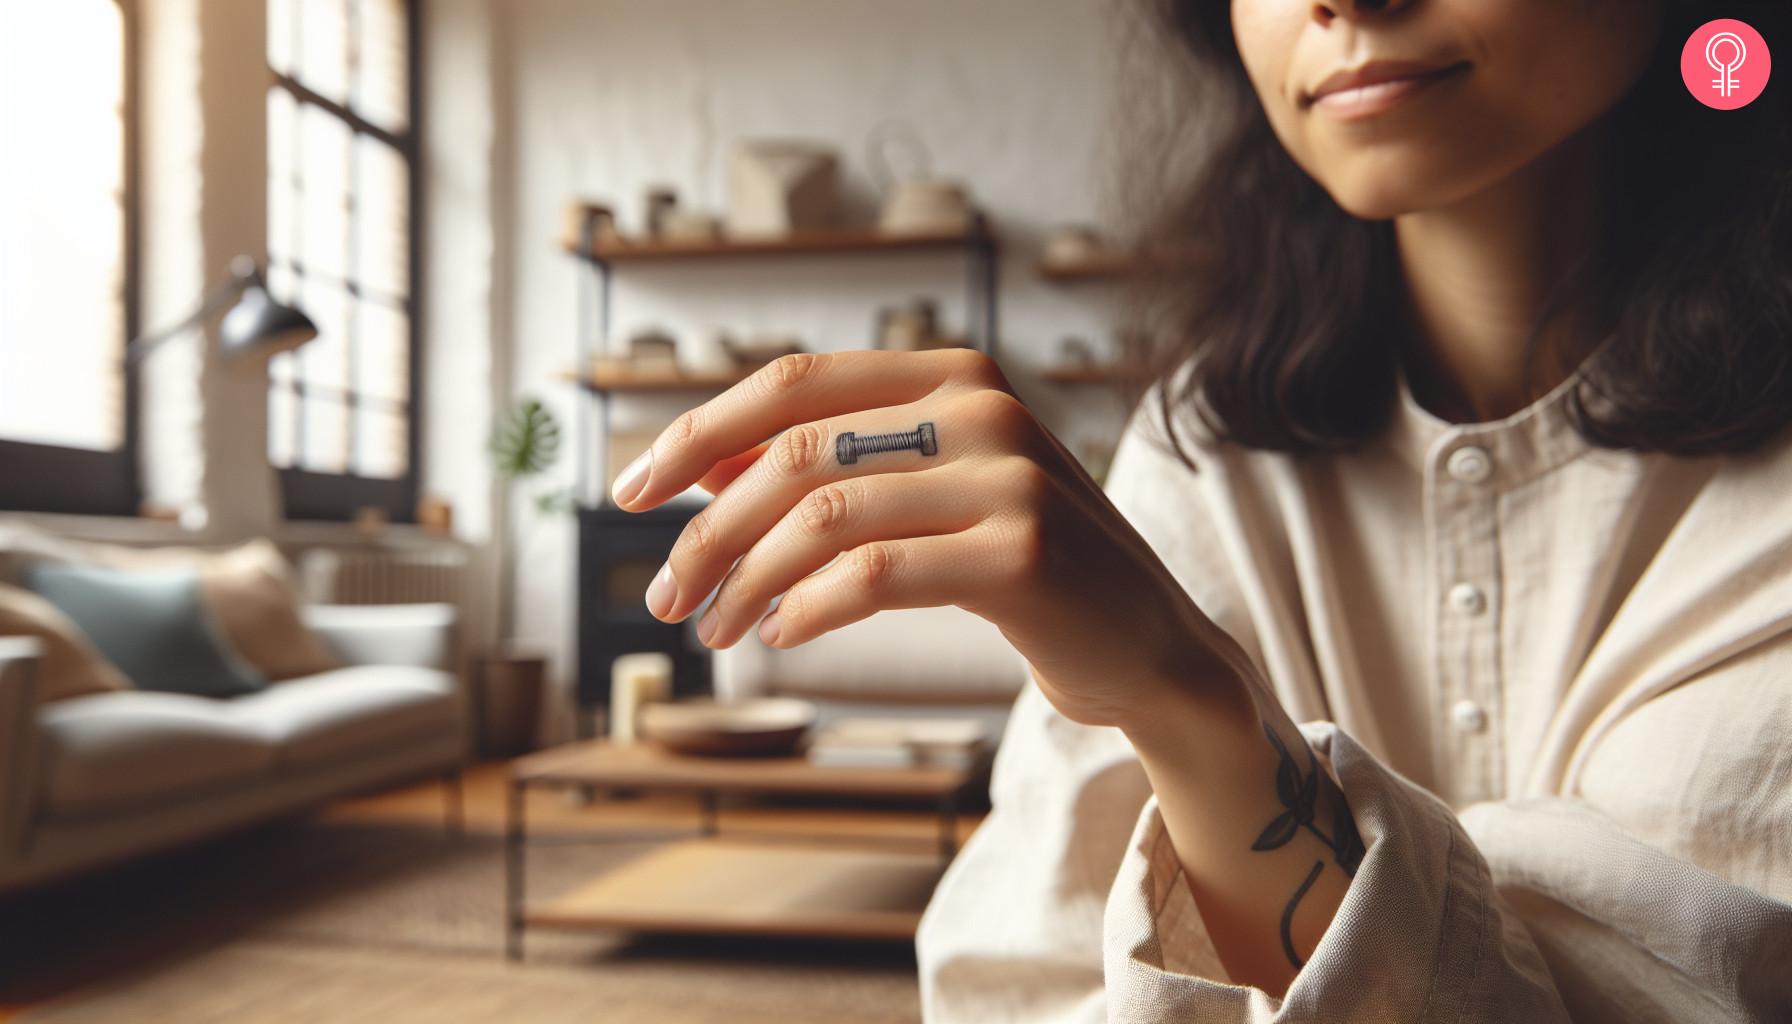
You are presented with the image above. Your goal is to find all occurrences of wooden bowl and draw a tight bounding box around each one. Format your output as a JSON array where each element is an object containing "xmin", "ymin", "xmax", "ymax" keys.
[{"xmin": 639, "ymin": 697, "xmax": 817, "ymax": 757}]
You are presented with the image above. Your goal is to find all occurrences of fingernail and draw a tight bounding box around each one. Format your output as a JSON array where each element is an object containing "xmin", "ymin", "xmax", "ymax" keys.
[
  {"xmin": 757, "ymin": 611, "xmax": 781, "ymax": 646},
  {"xmin": 696, "ymin": 606, "xmax": 719, "ymax": 646},
  {"xmin": 611, "ymin": 449, "xmax": 652, "ymax": 507},
  {"xmin": 645, "ymin": 562, "xmax": 677, "ymax": 619}
]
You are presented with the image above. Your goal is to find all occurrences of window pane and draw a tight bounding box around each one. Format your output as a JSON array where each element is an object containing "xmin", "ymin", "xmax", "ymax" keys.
[
  {"xmin": 268, "ymin": 88, "xmax": 296, "ymax": 265},
  {"xmin": 300, "ymin": 393, "xmax": 350, "ymax": 474},
  {"xmin": 298, "ymin": 278, "xmax": 349, "ymax": 392},
  {"xmin": 267, "ymin": 0, "xmax": 295, "ymax": 78},
  {"xmin": 354, "ymin": 298, "xmax": 408, "ymax": 404},
  {"xmin": 298, "ymin": 103, "xmax": 350, "ymax": 281},
  {"xmin": 357, "ymin": 0, "xmax": 409, "ymax": 133},
  {"xmin": 354, "ymin": 406, "xmax": 407, "ymax": 479},
  {"xmin": 0, "ymin": 0, "xmax": 125, "ymax": 452},
  {"xmin": 355, "ymin": 136, "xmax": 408, "ymax": 300},
  {"xmin": 296, "ymin": 0, "xmax": 349, "ymax": 106},
  {"xmin": 269, "ymin": 380, "xmax": 297, "ymax": 467}
]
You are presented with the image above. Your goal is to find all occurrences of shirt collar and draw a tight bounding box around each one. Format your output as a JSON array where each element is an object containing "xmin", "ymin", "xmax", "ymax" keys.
[{"xmin": 1379, "ymin": 343, "xmax": 1606, "ymax": 489}]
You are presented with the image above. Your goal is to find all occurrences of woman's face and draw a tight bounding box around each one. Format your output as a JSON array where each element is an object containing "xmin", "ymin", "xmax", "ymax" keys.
[{"xmin": 1231, "ymin": 0, "xmax": 1664, "ymax": 219}]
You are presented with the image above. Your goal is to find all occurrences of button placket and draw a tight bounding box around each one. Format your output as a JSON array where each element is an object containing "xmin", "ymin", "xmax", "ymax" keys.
[{"xmin": 1430, "ymin": 436, "xmax": 1502, "ymax": 805}]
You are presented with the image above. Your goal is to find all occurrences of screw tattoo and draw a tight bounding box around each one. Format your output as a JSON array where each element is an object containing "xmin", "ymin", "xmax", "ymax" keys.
[{"xmin": 835, "ymin": 422, "xmax": 939, "ymax": 465}]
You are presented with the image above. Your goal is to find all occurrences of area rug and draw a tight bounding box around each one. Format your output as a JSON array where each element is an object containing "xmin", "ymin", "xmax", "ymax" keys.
[{"xmin": 1, "ymin": 821, "xmax": 922, "ymax": 1023}]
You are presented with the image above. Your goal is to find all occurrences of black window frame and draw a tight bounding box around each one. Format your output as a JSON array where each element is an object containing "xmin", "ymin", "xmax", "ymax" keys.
[
  {"xmin": 268, "ymin": 0, "xmax": 423, "ymax": 524},
  {"xmin": 0, "ymin": 0, "xmax": 141, "ymax": 518}
]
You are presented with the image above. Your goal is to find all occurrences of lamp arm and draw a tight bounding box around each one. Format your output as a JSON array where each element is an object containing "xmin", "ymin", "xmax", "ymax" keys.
[{"xmin": 125, "ymin": 274, "xmax": 250, "ymax": 363}]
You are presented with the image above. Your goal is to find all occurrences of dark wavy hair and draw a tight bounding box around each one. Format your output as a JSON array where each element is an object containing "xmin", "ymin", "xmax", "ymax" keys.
[{"xmin": 1119, "ymin": 0, "xmax": 1792, "ymax": 460}]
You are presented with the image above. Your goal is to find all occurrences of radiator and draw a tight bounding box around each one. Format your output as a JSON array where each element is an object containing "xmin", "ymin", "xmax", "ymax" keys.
[{"xmin": 299, "ymin": 546, "xmax": 471, "ymax": 607}]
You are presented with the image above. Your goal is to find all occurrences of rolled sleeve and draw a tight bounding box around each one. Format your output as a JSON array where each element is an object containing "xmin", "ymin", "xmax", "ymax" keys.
[{"xmin": 1102, "ymin": 722, "xmax": 1568, "ymax": 1022}]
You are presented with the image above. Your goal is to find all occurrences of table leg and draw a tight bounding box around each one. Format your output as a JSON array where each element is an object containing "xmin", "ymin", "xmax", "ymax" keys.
[
  {"xmin": 504, "ymin": 777, "xmax": 526, "ymax": 960},
  {"xmin": 699, "ymin": 789, "xmax": 719, "ymax": 837}
]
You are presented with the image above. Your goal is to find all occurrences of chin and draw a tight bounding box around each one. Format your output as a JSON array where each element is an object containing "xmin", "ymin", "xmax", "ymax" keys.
[{"xmin": 1314, "ymin": 151, "xmax": 1502, "ymax": 221}]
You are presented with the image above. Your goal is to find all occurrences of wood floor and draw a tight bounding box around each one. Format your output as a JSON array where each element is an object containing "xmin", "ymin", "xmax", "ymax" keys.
[{"xmin": 3, "ymin": 756, "xmax": 987, "ymax": 1020}]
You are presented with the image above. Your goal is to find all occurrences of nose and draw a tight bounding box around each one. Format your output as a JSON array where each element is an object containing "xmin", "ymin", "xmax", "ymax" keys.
[{"xmin": 1311, "ymin": 0, "xmax": 1417, "ymax": 25}]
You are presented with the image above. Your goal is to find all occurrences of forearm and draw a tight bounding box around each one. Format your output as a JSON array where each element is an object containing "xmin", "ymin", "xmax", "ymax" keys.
[{"xmin": 1121, "ymin": 664, "xmax": 1362, "ymax": 996}]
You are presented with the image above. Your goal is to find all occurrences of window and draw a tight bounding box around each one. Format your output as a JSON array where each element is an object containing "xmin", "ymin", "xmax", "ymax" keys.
[
  {"xmin": 266, "ymin": 0, "xmax": 419, "ymax": 522},
  {"xmin": 0, "ymin": 0, "xmax": 138, "ymax": 515}
]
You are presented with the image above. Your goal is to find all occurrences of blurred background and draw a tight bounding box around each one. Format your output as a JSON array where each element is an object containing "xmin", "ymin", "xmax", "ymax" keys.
[{"xmin": 0, "ymin": 2, "xmax": 1148, "ymax": 1020}]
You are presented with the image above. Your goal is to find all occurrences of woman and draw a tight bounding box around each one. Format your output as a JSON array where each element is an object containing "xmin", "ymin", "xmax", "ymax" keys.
[{"xmin": 615, "ymin": 0, "xmax": 1792, "ymax": 1018}]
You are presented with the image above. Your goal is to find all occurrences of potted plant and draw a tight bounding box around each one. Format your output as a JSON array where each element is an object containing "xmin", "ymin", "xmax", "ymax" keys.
[{"xmin": 479, "ymin": 397, "xmax": 572, "ymax": 757}]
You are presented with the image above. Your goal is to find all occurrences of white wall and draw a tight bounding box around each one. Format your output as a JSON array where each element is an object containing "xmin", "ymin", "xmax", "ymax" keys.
[{"xmin": 465, "ymin": 0, "xmax": 1137, "ymax": 729}]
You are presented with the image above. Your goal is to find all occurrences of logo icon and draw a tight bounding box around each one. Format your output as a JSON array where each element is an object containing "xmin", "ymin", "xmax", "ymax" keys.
[{"xmin": 1682, "ymin": 19, "xmax": 1771, "ymax": 110}]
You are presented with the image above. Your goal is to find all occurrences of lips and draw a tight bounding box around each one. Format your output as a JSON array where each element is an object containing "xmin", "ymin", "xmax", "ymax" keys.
[{"xmin": 1303, "ymin": 59, "xmax": 1471, "ymax": 112}]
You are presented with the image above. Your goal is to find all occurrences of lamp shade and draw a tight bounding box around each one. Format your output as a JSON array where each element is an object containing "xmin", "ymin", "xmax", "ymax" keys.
[{"xmin": 218, "ymin": 282, "xmax": 318, "ymax": 360}]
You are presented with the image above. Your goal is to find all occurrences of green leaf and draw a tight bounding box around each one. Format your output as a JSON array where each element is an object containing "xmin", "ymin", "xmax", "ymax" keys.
[
  {"xmin": 534, "ymin": 489, "xmax": 574, "ymax": 516},
  {"xmin": 491, "ymin": 397, "xmax": 562, "ymax": 479}
]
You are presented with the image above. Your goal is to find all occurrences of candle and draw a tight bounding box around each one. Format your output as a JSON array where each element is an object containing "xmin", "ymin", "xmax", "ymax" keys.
[{"xmin": 610, "ymin": 653, "xmax": 673, "ymax": 744}]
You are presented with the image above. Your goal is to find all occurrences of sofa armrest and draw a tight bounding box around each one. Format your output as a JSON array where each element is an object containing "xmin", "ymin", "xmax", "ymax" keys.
[
  {"xmin": 0, "ymin": 637, "xmax": 43, "ymax": 860},
  {"xmin": 302, "ymin": 603, "xmax": 459, "ymax": 672}
]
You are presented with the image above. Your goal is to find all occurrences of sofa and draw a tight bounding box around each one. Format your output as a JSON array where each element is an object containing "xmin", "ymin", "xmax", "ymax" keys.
[
  {"xmin": 0, "ymin": 601, "xmax": 467, "ymax": 894},
  {"xmin": 711, "ymin": 605, "xmax": 1028, "ymax": 740}
]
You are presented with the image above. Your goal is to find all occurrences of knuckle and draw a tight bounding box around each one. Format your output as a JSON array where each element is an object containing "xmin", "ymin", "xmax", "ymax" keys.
[
  {"xmin": 848, "ymin": 542, "xmax": 897, "ymax": 594},
  {"xmin": 798, "ymin": 483, "xmax": 854, "ymax": 538},
  {"xmin": 960, "ymin": 389, "xmax": 1036, "ymax": 445},
  {"xmin": 755, "ymin": 353, "xmax": 823, "ymax": 397},
  {"xmin": 665, "ymin": 407, "xmax": 704, "ymax": 452},
  {"xmin": 997, "ymin": 516, "xmax": 1049, "ymax": 584},
  {"xmin": 1003, "ymin": 457, "xmax": 1055, "ymax": 510},
  {"xmin": 772, "ymin": 423, "xmax": 828, "ymax": 477},
  {"xmin": 683, "ymin": 509, "xmax": 719, "ymax": 558},
  {"xmin": 948, "ymin": 348, "xmax": 1004, "ymax": 386}
]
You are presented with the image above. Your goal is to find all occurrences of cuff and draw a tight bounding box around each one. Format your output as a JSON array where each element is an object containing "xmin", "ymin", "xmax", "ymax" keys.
[{"xmin": 1102, "ymin": 722, "xmax": 1563, "ymax": 1022}]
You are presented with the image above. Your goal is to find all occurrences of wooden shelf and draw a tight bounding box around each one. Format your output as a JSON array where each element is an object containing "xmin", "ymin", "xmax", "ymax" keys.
[
  {"xmin": 1035, "ymin": 254, "xmax": 1139, "ymax": 283},
  {"xmin": 561, "ymin": 367, "xmax": 753, "ymax": 394},
  {"xmin": 1041, "ymin": 363, "xmax": 1124, "ymax": 385},
  {"xmin": 523, "ymin": 837, "xmax": 945, "ymax": 941},
  {"xmin": 565, "ymin": 223, "xmax": 994, "ymax": 265}
]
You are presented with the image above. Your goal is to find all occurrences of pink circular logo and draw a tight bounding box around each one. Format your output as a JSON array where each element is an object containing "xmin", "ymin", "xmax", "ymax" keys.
[{"xmin": 1682, "ymin": 19, "xmax": 1771, "ymax": 110}]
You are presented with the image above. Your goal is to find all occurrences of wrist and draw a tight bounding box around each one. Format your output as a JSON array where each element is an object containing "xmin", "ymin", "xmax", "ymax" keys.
[{"xmin": 1115, "ymin": 629, "xmax": 1261, "ymax": 755}]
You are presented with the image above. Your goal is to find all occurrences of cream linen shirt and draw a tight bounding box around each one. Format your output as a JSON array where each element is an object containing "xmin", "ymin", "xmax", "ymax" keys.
[{"xmin": 917, "ymin": 357, "xmax": 1792, "ymax": 1022}]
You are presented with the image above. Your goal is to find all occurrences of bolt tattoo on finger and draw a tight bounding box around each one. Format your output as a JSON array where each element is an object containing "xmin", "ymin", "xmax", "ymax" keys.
[{"xmin": 835, "ymin": 422, "xmax": 938, "ymax": 466}]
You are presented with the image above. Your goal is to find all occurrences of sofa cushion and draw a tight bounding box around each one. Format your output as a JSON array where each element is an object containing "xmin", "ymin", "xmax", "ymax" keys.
[
  {"xmin": 194, "ymin": 540, "xmax": 342, "ymax": 682},
  {"xmin": 0, "ymin": 525, "xmax": 338, "ymax": 683},
  {"xmin": 0, "ymin": 583, "xmax": 132, "ymax": 703},
  {"xmin": 229, "ymin": 666, "xmax": 457, "ymax": 768},
  {"xmin": 26, "ymin": 564, "xmax": 267, "ymax": 698},
  {"xmin": 38, "ymin": 691, "xmax": 276, "ymax": 817}
]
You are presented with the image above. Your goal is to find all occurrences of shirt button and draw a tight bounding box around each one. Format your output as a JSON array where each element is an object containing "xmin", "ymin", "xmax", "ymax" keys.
[
  {"xmin": 1450, "ymin": 699, "xmax": 1488, "ymax": 734},
  {"xmin": 1447, "ymin": 582, "xmax": 1487, "ymax": 616},
  {"xmin": 1446, "ymin": 445, "xmax": 1493, "ymax": 483}
]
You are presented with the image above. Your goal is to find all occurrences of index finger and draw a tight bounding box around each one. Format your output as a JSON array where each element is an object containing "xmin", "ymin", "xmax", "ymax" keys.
[{"xmin": 611, "ymin": 349, "xmax": 1002, "ymax": 510}]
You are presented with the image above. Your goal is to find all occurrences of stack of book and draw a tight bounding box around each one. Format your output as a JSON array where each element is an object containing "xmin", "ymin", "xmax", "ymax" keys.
[{"xmin": 805, "ymin": 717, "xmax": 987, "ymax": 769}]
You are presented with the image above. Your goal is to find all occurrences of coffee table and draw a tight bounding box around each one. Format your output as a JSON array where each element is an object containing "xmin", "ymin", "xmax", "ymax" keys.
[{"xmin": 503, "ymin": 738, "xmax": 988, "ymax": 959}]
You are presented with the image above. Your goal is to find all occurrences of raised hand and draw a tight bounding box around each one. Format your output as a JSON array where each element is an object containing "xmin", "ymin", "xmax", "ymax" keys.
[{"xmin": 611, "ymin": 348, "xmax": 1253, "ymax": 729}]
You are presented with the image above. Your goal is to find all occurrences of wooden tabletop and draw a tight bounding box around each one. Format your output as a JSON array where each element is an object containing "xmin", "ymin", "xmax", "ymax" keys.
[{"xmin": 510, "ymin": 739, "xmax": 981, "ymax": 799}]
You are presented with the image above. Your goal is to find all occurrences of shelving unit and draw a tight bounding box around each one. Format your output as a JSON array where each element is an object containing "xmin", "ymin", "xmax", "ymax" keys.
[
  {"xmin": 567, "ymin": 216, "xmax": 999, "ymax": 498},
  {"xmin": 562, "ymin": 215, "xmax": 1001, "ymax": 729}
]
